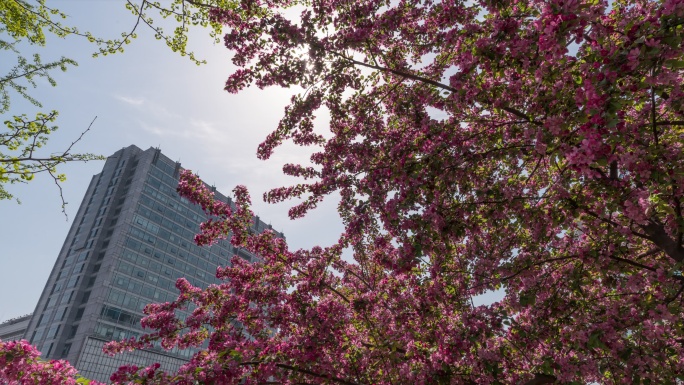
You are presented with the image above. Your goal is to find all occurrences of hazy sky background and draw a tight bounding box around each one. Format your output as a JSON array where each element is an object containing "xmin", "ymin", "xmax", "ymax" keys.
[{"xmin": 0, "ymin": 0, "xmax": 343, "ymax": 321}]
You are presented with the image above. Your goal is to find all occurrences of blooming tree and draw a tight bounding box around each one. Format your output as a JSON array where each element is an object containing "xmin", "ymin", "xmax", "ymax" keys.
[{"xmin": 5, "ymin": 0, "xmax": 684, "ymax": 383}]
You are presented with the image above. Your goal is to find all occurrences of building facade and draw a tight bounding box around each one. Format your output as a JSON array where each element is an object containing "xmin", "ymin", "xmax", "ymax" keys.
[
  {"xmin": 23, "ymin": 145, "xmax": 282, "ymax": 382},
  {"xmin": 0, "ymin": 314, "xmax": 32, "ymax": 342}
]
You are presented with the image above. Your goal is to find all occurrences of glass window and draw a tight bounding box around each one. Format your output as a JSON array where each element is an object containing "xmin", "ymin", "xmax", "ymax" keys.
[
  {"xmin": 59, "ymin": 307, "xmax": 69, "ymax": 321},
  {"xmin": 44, "ymin": 296, "xmax": 58, "ymax": 309},
  {"xmin": 67, "ymin": 276, "xmax": 80, "ymax": 288},
  {"xmin": 61, "ymin": 291, "xmax": 74, "ymax": 304},
  {"xmin": 47, "ymin": 325, "xmax": 60, "ymax": 338},
  {"xmin": 61, "ymin": 343, "xmax": 71, "ymax": 357},
  {"xmin": 128, "ymin": 280, "xmax": 142, "ymax": 294},
  {"xmin": 141, "ymin": 285, "xmax": 155, "ymax": 299},
  {"xmin": 115, "ymin": 275, "xmax": 128, "ymax": 287},
  {"xmin": 51, "ymin": 280, "xmax": 65, "ymax": 294},
  {"xmin": 118, "ymin": 261, "xmax": 133, "ymax": 275},
  {"xmin": 136, "ymin": 269, "xmax": 145, "ymax": 278},
  {"xmin": 77, "ymin": 251, "xmax": 89, "ymax": 262},
  {"xmin": 42, "ymin": 342, "xmax": 53, "ymax": 358},
  {"xmin": 75, "ymin": 263, "xmax": 86, "ymax": 273}
]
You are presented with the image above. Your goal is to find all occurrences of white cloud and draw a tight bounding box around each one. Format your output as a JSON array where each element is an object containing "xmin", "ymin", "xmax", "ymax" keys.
[{"xmin": 115, "ymin": 95, "xmax": 146, "ymax": 106}]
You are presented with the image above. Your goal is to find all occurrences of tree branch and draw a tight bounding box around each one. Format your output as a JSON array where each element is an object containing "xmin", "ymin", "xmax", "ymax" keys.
[
  {"xmin": 327, "ymin": 50, "xmax": 539, "ymax": 125},
  {"xmin": 522, "ymin": 373, "xmax": 557, "ymax": 385},
  {"xmin": 640, "ymin": 221, "xmax": 684, "ymax": 263}
]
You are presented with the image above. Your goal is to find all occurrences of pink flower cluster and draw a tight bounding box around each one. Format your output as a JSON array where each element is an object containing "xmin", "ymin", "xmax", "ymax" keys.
[{"xmin": 4, "ymin": 0, "xmax": 684, "ymax": 383}]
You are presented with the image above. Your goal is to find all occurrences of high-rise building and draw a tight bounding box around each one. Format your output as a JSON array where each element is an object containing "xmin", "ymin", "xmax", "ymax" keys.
[{"xmin": 23, "ymin": 145, "xmax": 283, "ymax": 382}]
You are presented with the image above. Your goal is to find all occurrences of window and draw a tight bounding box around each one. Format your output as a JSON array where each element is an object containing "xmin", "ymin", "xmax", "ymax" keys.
[
  {"xmin": 51, "ymin": 280, "xmax": 64, "ymax": 294},
  {"xmin": 74, "ymin": 308, "xmax": 84, "ymax": 321},
  {"xmin": 47, "ymin": 325, "xmax": 60, "ymax": 338},
  {"xmin": 67, "ymin": 276, "xmax": 80, "ymax": 288},
  {"xmin": 142, "ymin": 285, "xmax": 155, "ymax": 299},
  {"xmin": 77, "ymin": 251, "xmax": 89, "ymax": 262},
  {"xmin": 75, "ymin": 263, "xmax": 86, "ymax": 274},
  {"xmin": 115, "ymin": 275, "xmax": 128, "ymax": 287},
  {"xmin": 60, "ymin": 343, "xmax": 71, "ymax": 357},
  {"xmin": 61, "ymin": 291, "xmax": 74, "ymax": 304},
  {"xmin": 43, "ymin": 343, "xmax": 53, "ymax": 358},
  {"xmin": 44, "ymin": 296, "xmax": 58, "ymax": 309}
]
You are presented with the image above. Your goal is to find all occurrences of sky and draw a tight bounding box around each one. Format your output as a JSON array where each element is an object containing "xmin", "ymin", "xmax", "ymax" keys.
[{"xmin": 0, "ymin": 0, "xmax": 344, "ymax": 322}]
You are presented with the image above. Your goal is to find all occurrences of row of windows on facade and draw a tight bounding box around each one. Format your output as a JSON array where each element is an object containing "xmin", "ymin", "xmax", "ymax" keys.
[
  {"xmin": 45, "ymin": 281, "xmax": 91, "ymax": 309},
  {"xmin": 107, "ymin": 286, "xmax": 175, "ymax": 314},
  {"xmin": 117, "ymin": 255, "xmax": 213, "ymax": 291},
  {"xmin": 32, "ymin": 295, "xmax": 87, "ymax": 341},
  {"xmin": 148, "ymin": 157, "xmax": 231, "ymax": 220},
  {"xmin": 121, "ymin": 236, "xmax": 249, "ymax": 292},
  {"xmin": 33, "ymin": 319, "xmax": 78, "ymax": 354},
  {"xmin": 111, "ymin": 272, "xmax": 180, "ymax": 304},
  {"xmin": 124, "ymin": 237, "xmax": 226, "ymax": 279},
  {"xmin": 96, "ymin": 313, "xmax": 199, "ymax": 359},
  {"xmin": 122, "ymin": 232, "xmax": 229, "ymax": 281},
  {"xmin": 48, "ymin": 250, "xmax": 104, "ymax": 307},
  {"xmin": 71, "ymin": 157, "xmax": 132, "ymax": 249},
  {"xmin": 140, "ymin": 182, "xmax": 206, "ymax": 229},
  {"xmin": 134, "ymin": 204, "xmax": 236, "ymax": 262},
  {"xmin": 143, "ymin": 169, "xmax": 270, "ymax": 236},
  {"xmin": 146, "ymin": 161, "xmax": 210, "ymax": 212},
  {"xmin": 107, "ymin": 284, "xmax": 198, "ymax": 320},
  {"xmin": 100, "ymin": 305, "xmax": 141, "ymax": 327},
  {"xmin": 134, "ymin": 188, "xmax": 249, "ymax": 263},
  {"xmin": 32, "ymin": 252, "xmax": 106, "ymax": 349},
  {"xmin": 93, "ymin": 319, "xmax": 198, "ymax": 361},
  {"xmin": 77, "ymin": 336, "xmax": 189, "ymax": 381},
  {"xmin": 124, "ymin": 231, "xmax": 244, "ymax": 281},
  {"xmin": 140, "ymin": 170, "xmax": 272, "ymax": 248}
]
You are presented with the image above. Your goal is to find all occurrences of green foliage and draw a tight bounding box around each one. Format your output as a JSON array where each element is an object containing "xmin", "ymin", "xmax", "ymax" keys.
[
  {"xmin": 117, "ymin": 0, "xmax": 238, "ymax": 65},
  {"xmin": 0, "ymin": 112, "xmax": 103, "ymax": 203},
  {"xmin": 0, "ymin": 0, "xmax": 101, "ymax": 207}
]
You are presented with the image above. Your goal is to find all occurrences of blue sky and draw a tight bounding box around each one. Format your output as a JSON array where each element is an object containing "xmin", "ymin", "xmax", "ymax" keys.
[{"xmin": 0, "ymin": 0, "xmax": 343, "ymax": 321}]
